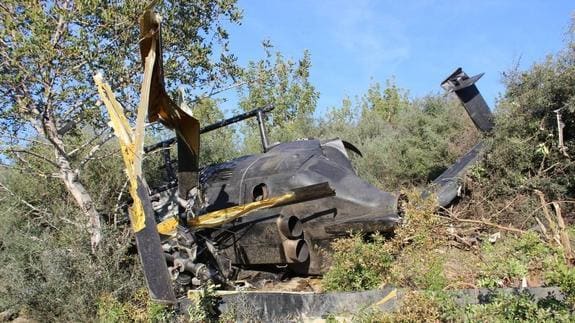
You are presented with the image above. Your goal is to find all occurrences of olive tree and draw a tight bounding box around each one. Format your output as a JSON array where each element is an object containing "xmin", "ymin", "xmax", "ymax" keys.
[{"xmin": 0, "ymin": 0, "xmax": 242, "ymax": 250}]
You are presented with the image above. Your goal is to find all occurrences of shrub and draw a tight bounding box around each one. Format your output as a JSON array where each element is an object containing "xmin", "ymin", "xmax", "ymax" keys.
[
  {"xmin": 322, "ymin": 233, "xmax": 393, "ymax": 291},
  {"xmin": 477, "ymin": 231, "xmax": 558, "ymax": 288},
  {"xmin": 546, "ymin": 262, "xmax": 575, "ymax": 307},
  {"xmin": 461, "ymin": 291, "xmax": 572, "ymax": 322},
  {"xmin": 0, "ymin": 143, "xmax": 144, "ymax": 321}
]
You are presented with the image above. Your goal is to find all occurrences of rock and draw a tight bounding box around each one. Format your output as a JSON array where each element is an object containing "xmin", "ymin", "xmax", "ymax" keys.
[
  {"xmin": 0, "ymin": 309, "xmax": 17, "ymax": 322},
  {"xmin": 11, "ymin": 318, "xmax": 39, "ymax": 323}
]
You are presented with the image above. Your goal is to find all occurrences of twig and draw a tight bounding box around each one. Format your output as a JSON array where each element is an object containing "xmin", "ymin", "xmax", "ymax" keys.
[
  {"xmin": 492, "ymin": 195, "xmax": 521, "ymax": 218},
  {"xmin": 67, "ymin": 130, "xmax": 112, "ymax": 157},
  {"xmin": 0, "ymin": 134, "xmax": 50, "ymax": 147},
  {"xmin": 206, "ymin": 80, "xmax": 248, "ymax": 98},
  {"xmin": 535, "ymin": 190, "xmax": 560, "ymax": 245},
  {"xmin": 525, "ymin": 199, "xmax": 575, "ymax": 219},
  {"xmin": 448, "ymin": 232, "xmax": 475, "ymax": 249},
  {"xmin": 437, "ymin": 215, "xmax": 526, "ymax": 234},
  {"xmin": 0, "ymin": 180, "xmax": 51, "ymax": 217},
  {"xmin": 5, "ymin": 154, "xmax": 50, "ymax": 178},
  {"xmin": 5, "ymin": 148, "xmax": 59, "ymax": 169},
  {"xmin": 75, "ymin": 133, "xmax": 115, "ymax": 172},
  {"xmin": 553, "ymin": 108, "xmax": 569, "ymax": 157},
  {"xmin": 535, "ymin": 217, "xmax": 550, "ymax": 241},
  {"xmin": 552, "ymin": 202, "xmax": 574, "ymax": 266}
]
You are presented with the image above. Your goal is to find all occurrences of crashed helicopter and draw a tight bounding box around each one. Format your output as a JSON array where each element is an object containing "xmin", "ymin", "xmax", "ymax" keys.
[{"xmin": 95, "ymin": 8, "xmax": 494, "ymax": 304}]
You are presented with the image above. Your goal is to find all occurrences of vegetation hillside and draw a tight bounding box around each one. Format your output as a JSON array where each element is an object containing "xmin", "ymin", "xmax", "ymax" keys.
[{"xmin": 0, "ymin": 1, "xmax": 573, "ymax": 321}]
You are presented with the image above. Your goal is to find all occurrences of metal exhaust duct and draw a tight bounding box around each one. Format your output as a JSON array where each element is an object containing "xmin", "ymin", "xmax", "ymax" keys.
[
  {"xmin": 283, "ymin": 239, "xmax": 310, "ymax": 263},
  {"xmin": 277, "ymin": 214, "xmax": 304, "ymax": 239}
]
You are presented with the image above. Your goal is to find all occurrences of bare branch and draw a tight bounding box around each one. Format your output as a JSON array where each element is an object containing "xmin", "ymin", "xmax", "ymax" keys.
[
  {"xmin": 0, "ymin": 134, "xmax": 51, "ymax": 147},
  {"xmin": 68, "ymin": 130, "xmax": 112, "ymax": 157},
  {"xmin": 437, "ymin": 215, "xmax": 526, "ymax": 234},
  {"xmin": 205, "ymin": 80, "xmax": 248, "ymax": 98},
  {"xmin": 4, "ymin": 148, "xmax": 59, "ymax": 169},
  {"xmin": 74, "ymin": 133, "xmax": 116, "ymax": 173},
  {"xmin": 0, "ymin": 161, "xmax": 57, "ymax": 179},
  {"xmin": 535, "ymin": 190, "xmax": 560, "ymax": 244},
  {"xmin": 552, "ymin": 202, "xmax": 574, "ymax": 265},
  {"xmin": 554, "ymin": 108, "xmax": 569, "ymax": 157},
  {"xmin": 0, "ymin": 179, "xmax": 52, "ymax": 217}
]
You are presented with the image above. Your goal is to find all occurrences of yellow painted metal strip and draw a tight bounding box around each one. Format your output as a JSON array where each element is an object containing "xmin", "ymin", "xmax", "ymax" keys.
[
  {"xmin": 373, "ymin": 288, "xmax": 397, "ymax": 307},
  {"xmin": 94, "ymin": 74, "xmax": 133, "ymax": 146},
  {"xmin": 189, "ymin": 192, "xmax": 295, "ymax": 228},
  {"xmin": 157, "ymin": 216, "xmax": 179, "ymax": 236},
  {"xmin": 156, "ymin": 192, "xmax": 296, "ymax": 235}
]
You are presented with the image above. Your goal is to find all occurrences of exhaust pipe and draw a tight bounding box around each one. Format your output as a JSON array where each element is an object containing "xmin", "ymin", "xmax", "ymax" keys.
[
  {"xmin": 283, "ymin": 239, "xmax": 310, "ymax": 263},
  {"xmin": 277, "ymin": 214, "xmax": 304, "ymax": 239}
]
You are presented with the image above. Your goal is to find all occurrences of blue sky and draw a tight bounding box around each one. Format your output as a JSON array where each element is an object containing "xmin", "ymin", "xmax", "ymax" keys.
[{"xmin": 220, "ymin": 0, "xmax": 574, "ymax": 116}]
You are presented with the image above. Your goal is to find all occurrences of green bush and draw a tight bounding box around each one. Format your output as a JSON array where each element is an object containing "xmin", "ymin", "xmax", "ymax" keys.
[
  {"xmin": 318, "ymin": 85, "xmax": 478, "ymax": 190},
  {"xmin": 377, "ymin": 291, "xmax": 572, "ymax": 322},
  {"xmin": 322, "ymin": 233, "xmax": 393, "ymax": 291},
  {"xmin": 477, "ymin": 231, "xmax": 558, "ymax": 288},
  {"xmin": 97, "ymin": 288, "xmax": 176, "ymax": 322},
  {"xmin": 460, "ymin": 291, "xmax": 572, "ymax": 322},
  {"xmin": 0, "ymin": 144, "xmax": 144, "ymax": 321},
  {"xmin": 546, "ymin": 262, "xmax": 575, "ymax": 307}
]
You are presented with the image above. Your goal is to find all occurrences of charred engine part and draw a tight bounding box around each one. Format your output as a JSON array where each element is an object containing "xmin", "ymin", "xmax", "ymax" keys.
[
  {"xmin": 164, "ymin": 253, "xmax": 211, "ymax": 281},
  {"xmin": 163, "ymin": 226, "xmax": 229, "ymax": 288},
  {"xmin": 189, "ymin": 138, "xmax": 399, "ymax": 276},
  {"xmin": 282, "ymin": 239, "xmax": 310, "ymax": 263},
  {"xmin": 441, "ymin": 67, "xmax": 494, "ymax": 133}
]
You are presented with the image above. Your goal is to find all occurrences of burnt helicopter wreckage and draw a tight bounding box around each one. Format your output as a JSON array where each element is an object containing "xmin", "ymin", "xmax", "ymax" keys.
[
  {"xmin": 96, "ymin": 8, "xmax": 494, "ymax": 304},
  {"xmin": 147, "ymin": 69, "xmax": 493, "ymax": 294}
]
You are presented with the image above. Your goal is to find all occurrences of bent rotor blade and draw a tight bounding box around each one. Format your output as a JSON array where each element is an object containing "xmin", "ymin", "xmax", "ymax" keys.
[
  {"xmin": 139, "ymin": 8, "xmax": 200, "ymax": 201},
  {"xmin": 94, "ymin": 36, "xmax": 176, "ymax": 303},
  {"xmin": 134, "ymin": 177, "xmax": 176, "ymax": 303},
  {"xmin": 441, "ymin": 67, "xmax": 494, "ymax": 133}
]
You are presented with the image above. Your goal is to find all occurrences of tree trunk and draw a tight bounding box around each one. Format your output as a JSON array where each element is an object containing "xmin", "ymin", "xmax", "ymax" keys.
[
  {"xmin": 36, "ymin": 114, "xmax": 103, "ymax": 252},
  {"xmin": 57, "ymin": 154, "xmax": 102, "ymax": 252}
]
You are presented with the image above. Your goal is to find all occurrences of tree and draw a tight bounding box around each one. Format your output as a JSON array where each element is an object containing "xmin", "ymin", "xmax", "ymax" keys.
[
  {"xmin": 361, "ymin": 80, "xmax": 410, "ymax": 123},
  {"xmin": 238, "ymin": 43, "xmax": 319, "ymax": 152},
  {"xmin": 317, "ymin": 82, "xmax": 478, "ymax": 190},
  {"xmin": 191, "ymin": 97, "xmax": 239, "ymax": 165},
  {"xmin": 0, "ymin": 0, "xmax": 242, "ymax": 250},
  {"xmin": 480, "ymin": 33, "xmax": 575, "ymax": 199}
]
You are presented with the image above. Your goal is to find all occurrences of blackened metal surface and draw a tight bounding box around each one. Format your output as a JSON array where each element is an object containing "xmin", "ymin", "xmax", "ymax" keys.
[
  {"xmin": 178, "ymin": 287, "xmax": 564, "ymax": 321},
  {"xmin": 441, "ymin": 67, "xmax": 494, "ymax": 132},
  {"xmin": 429, "ymin": 142, "xmax": 485, "ymax": 207},
  {"xmin": 430, "ymin": 68, "xmax": 495, "ymax": 206},
  {"xmin": 177, "ymin": 135, "xmax": 198, "ymax": 200},
  {"xmin": 156, "ymin": 138, "xmax": 399, "ymax": 275},
  {"xmin": 135, "ymin": 177, "xmax": 176, "ymax": 303}
]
